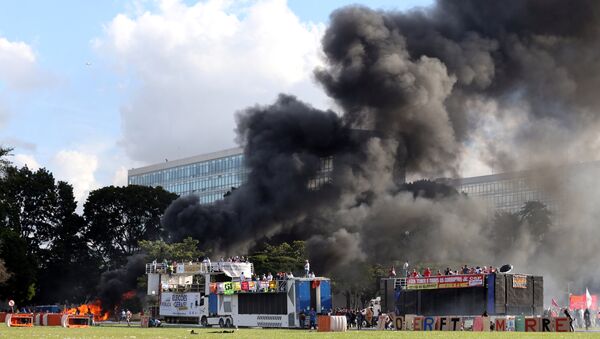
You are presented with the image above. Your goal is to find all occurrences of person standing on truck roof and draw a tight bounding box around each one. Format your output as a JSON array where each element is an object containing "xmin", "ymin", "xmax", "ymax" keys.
[
  {"xmin": 304, "ymin": 260, "xmax": 310, "ymax": 277},
  {"xmin": 402, "ymin": 261, "xmax": 409, "ymax": 277}
]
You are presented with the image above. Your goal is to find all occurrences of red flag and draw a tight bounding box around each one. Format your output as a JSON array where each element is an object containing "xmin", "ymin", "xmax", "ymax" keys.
[{"xmin": 552, "ymin": 298, "xmax": 560, "ymax": 308}]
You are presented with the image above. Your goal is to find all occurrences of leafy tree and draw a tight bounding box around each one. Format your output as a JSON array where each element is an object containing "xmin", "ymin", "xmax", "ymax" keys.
[
  {"xmin": 35, "ymin": 182, "xmax": 102, "ymax": 304},
  {"xmin": 0, "ymin": 166, "xmax": 67, "ymax": 252},
  {"xmin": 0, "ymin": 146, "xmax": 12, "ymax": 174},
  {"xmin": 0, "ymin": 228, "xmax": 37, "ymax": 304},
  {"xmin": 519, "ymin": 201, "xmax": 552, "ymax": 241},
  {"xmin": 83, "ymin": 185, "xmax": 178, "ymax": 268},
  {"xmin": 139, "ymin": 237, "xmax": 204, "ymax": 262},
  {"xmin": 329, "ymin": 263, "xmax": 386, "ymax": 309},
  {"xmin": 249, "ymin": 241, "xmax": 306, "ymax": 276},
  {"xmin": 0, "ymin": 259, "xmax": 12, "ymax": 285}
]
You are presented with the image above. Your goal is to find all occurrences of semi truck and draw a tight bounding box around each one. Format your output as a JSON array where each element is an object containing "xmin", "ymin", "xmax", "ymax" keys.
[{"xmin": 146, "ymin": 260, "xmax": 332, "ymax": 328}]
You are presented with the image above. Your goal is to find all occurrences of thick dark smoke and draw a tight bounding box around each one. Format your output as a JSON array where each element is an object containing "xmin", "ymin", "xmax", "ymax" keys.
[
  {"xmin": 162, "ymin": 0, "xmax": 600, "ymax": 305},
  {"xmin": 163, "ymin": 95, "xmax": 356, "ymax": 253},
  {"xmin": 97, "ymin": 254, "xmax": 146, "ymax": 313}
]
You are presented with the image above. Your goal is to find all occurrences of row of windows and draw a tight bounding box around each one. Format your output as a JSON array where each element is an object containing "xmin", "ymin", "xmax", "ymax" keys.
[
  {"xmin": 129, "ymin": 154, "xmax": 335, "ymax": 205},
  {"xmin": 129, "ymin": 154, "xmax": 244, "ymax": 187},
  {"xmin": 459, "ymin": 178, "xmax": 539, "ymax": 195},
  {"xmin": 160, "ymin": 173, "xmax": 246, "ymax": 194}
]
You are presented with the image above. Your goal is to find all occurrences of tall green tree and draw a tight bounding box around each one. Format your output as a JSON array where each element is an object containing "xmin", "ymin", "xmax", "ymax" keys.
[
  {"xmin": 35, "ymin": 182, "xmax": 101, "ymax": 304},
  {"xmin": 249, "ymin": 241, "xmax": 306, "ymax": 276},
  {"xmin": 519, "ymin": 201, "xmax": 552, "ymax": 242},
  {"xmin": 0, "ymin": 228, "xmax": 37, "ymax": 304},
  {"xmin": 139, "ymin": 237, "xmax": 204, "ymax": 262},
  {"xmin": 0, "ymin": 146, "xmax": 12, "ymax": 174},
  {"xmin": 0, "ymin": 166, "xmax": 64, "ymax": 252},
  {"xmin": 83, "ymin": 185, "xmax": 178, "ymax": 268}
]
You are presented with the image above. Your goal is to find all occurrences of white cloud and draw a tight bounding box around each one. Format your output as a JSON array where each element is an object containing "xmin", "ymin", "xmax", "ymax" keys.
[
  {"xmin": 52, "ymin": 150, "xmax": 99, "ymax": 204},
  {"xmin": 0, "ymin": 36, "xmax": 48, "ymax": 91},
  {"xmin": 12, "ymin": 153, "xmax": 41, "ymax": 171},
  {"xmin": 97, "ymin": 0, "xmax": 328, "ymax": 164},
  {"xmin": 112, "ymin": 165, "xmax": 129, "ymax": 186},
  {"xmin": 0, "ymin": 36, "xmax": 49, "ymax": 129}
]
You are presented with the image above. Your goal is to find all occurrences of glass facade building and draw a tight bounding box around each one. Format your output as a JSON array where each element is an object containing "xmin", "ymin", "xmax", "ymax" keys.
[
  {"xmin": 448, "ymin": 172, "xmax": 558, "ymax": 215},
  {"xmin": 130, "ymin": 145, "xmax": 594, "ymax": 214},
  {"xmin": 128, "ymin": 148, "xmax": 247, "ymax": 204},
  {"xmin": 128, "ymin": 148, "xmax": 334, "ymax": 204}
]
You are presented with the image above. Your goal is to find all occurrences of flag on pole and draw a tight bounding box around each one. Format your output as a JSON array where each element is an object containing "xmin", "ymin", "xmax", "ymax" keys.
[
  {"xmin": 586, "ymin": 288, "xmax": 593, "ymax": 309},
  {"xmin": 552, "ymin": 298, "xmax": 560, "ymax": 309}
]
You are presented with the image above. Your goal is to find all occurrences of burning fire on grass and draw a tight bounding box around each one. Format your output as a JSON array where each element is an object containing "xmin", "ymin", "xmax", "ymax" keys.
[{"xmin": 67, "ymin": 290, "xmax": 137, "ymax": 321}]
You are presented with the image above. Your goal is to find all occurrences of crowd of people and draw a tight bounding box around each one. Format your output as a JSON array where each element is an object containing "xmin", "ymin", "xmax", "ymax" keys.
[
  {"xmin": 388, "ymin": 262, "xmax": 498, "ymax": 278},
  {"xmin": 242, "ymin": 260, "xmax": 316, "ymax": 282}
]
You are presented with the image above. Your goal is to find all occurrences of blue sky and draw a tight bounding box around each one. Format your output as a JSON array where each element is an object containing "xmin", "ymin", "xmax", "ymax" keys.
[{"xmin": 0, "ymin": 0, "xmax": 434, "ymax": 204}]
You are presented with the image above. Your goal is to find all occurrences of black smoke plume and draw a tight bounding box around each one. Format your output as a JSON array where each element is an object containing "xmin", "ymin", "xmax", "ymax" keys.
[
  {"xmin": 97, "ymin": 254, "xmax": 146, "ymax": 313},
  {"xmin": 162, "ymin": 0, "xmax": 600, "ymax": 303}
]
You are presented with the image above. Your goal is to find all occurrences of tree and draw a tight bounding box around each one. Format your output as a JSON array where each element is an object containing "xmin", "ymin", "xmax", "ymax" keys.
[
  {"xmin": 0, "ymin": 166, "xmax": 66, "ymax": 252},
  {"xmin": 519, "ymin": 201, "xmax": 552, "ymax": 242},
  {"xmin": 34, "ymin": 182, "xmax": 102, "ymax": 304},
  {"xmin": 83, "ymin": 185, "xmax": 178, "ymax": 268},
  {"xmin": 139, "ymin": 237, "xmax": 204, "ymax": 262},
  {"xmin": 0, "ymin": 146, "xmax": 12, "ymax": 174},
  {"xmin": 0, "ymin": 228, "xmax": 37, "ymax": 304},
  {"xmin": 0, "ymin": 259, "xmax": 12, "ymax": 285},
  {"xmin": 249, "ymin": 241, "xmax": 306, "ymax": 276}
]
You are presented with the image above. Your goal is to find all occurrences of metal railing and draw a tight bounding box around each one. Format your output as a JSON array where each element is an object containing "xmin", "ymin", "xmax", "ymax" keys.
[{"xmin": 145, "ymin": 261, "xmax": 254, "ymax": 276}]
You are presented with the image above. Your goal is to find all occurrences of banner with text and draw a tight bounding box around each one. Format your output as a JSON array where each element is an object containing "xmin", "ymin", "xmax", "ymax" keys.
[{"xmin": 405, "ymin": 275, "xmax": 485, "ymax": 290}]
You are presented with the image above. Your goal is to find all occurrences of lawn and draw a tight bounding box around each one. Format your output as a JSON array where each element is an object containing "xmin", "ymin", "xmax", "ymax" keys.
[
  {"xmin": 0, "ymin": 325, "xmax": 600, "ymax": 339},
  {"xmin": 0, "ymin": 325, "xmax": 596, "ymax": 338}
]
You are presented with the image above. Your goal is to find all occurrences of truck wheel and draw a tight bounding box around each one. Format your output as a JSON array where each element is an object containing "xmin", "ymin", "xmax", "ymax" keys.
[
  {"xmin": 201, "ymin": 316, "xmax": 209, "ymax": 327},
  {"xmin": 225, "ymin": 318, "xmax": 232, "ymax": 328},
  {"xmin": 219, "ymin": 318, "xmax": 225, "ymax": 328}
]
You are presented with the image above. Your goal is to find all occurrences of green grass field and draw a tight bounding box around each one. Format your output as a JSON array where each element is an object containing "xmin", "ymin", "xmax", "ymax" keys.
[{"xmin": 0, "ymin": 325, "xmax": 597, "ymax": 339}]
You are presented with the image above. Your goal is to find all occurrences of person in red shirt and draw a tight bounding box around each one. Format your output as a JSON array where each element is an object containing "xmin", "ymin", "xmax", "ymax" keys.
[
  {"xmin": 410, "ymin": 269, "xmax": 419, "ymax": 278},
  {"xmin": 423, "ymin": 267, "xmax": 431, "ymax": 277}
]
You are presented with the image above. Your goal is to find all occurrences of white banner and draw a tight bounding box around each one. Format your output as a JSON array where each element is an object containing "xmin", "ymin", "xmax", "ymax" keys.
[{"xmin": 159, "ymin": 292, "xmax": 204, "ymax": 317}]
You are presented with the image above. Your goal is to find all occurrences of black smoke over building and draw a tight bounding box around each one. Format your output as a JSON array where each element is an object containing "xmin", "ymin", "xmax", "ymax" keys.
[{"xmin": 160, "ymin": 0, "xmax": 600, "ymax": 300}]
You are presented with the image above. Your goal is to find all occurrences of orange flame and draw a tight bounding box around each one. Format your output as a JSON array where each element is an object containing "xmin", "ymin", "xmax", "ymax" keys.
[{"xmin": 67, "ymin": 300, "xmax": 110, "ymax": 321}]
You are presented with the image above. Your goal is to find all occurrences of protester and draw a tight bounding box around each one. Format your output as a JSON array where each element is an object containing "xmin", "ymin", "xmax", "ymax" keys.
[
  {"xmin": 299, "ymin": 310, "xmax": 306, "ymax": 329},
  {"xmin": 126, "ymin": 309, "xmax": 132, "ymax": 327},
  {"xmin": 309, "ymin": 308, "xmax": 317, "ymax": 330},
  {"xmin": 304, "ymin": 260, "xmax": 310, "ymax": 277},
  {"xmin": 584, "ymin": 308, "xmax": 591, "ymax": 331},
  {"xmin": 402, "ymin": 261, "xmax": 409, "ymax": 277},
  {"xmin": 564, "ymin": 308, "xmax": 575, "ymax": 332},
  {"xmin": 356, "ymin": 309, "xmax": 364, "ymax": 330}
]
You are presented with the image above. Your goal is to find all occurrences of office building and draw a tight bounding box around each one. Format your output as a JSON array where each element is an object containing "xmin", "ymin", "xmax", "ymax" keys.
[
  {"xmin": 129, "ymin": 147, "xmax": 591, "ymax": 216},
  {"xmin": 128, "ymin": 148, "xmax": 246, "ymax": 204}
]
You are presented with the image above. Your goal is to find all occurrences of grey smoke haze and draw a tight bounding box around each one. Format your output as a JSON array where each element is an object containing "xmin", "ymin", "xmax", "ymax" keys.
[{"xmin": 163, "ymin": 0, "xmax": 600, "ymax": 304}]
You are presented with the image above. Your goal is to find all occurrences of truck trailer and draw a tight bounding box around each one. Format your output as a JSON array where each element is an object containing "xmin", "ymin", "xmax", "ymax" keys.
[
  {"xmin": 146, "ymin": 261, "xmax": 332, "ymax": 328},
  {"xmin": 380, "ymin": 273, "xmax": 543, "ymax": 316}
]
